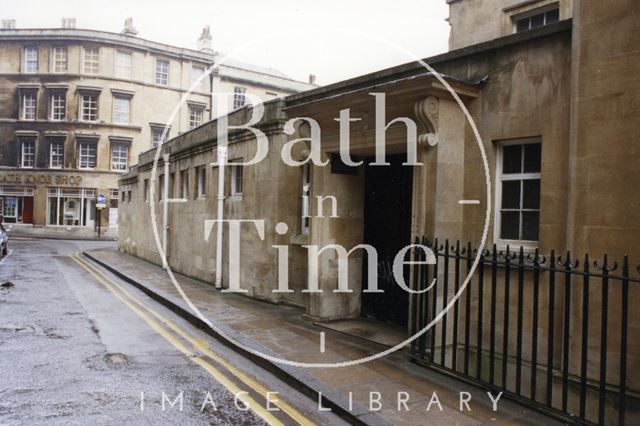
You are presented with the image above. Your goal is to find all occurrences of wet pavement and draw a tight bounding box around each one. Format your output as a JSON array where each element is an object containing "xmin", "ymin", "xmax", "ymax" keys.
[
  {"xmin": 86, "ymin": 247, "xmax": 563, "ymax": 426},
  {"xmin": 0, "ymin": 238, "xmax": 345, "ymax": 425}
]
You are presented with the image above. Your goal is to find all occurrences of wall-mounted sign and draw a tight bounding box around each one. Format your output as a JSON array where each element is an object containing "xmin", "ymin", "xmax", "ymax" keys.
[
  {"xmin": 0, "ymin": 173, "xmax": 83, "ymax": 186},
  {"xmin": 96, "ymin": 193, "xmax": 106, "ymax": 209}
]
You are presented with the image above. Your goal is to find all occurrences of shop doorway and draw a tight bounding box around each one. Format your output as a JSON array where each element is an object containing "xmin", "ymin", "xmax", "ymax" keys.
[{"xmin": 361, "ymin": 154, "xmax": 413, "ymax": 326}]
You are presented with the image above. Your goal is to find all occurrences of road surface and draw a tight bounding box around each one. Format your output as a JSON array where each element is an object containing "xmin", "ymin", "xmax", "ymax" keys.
[{"xmin": 0, "ymin": 238, "xmax": 345, "ymax": 426}]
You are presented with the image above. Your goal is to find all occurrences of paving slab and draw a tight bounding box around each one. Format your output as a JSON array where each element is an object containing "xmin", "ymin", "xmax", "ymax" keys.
[{"xmin": 84, "ymin": 247, "xmax": 564, "ymax": 426}]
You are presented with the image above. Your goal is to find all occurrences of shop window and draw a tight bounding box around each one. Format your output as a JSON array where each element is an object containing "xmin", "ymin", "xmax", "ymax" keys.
[
  {"xmin": 155, "ymin": 58, "xmax": 169, "ymax": 85},
  {"xmin": 0, "ymin": 187, "xmax": 35, "ymax": 224},
  {"xmin": 113, "ymin": 96, "xmax": 130, "ymax": 125},
  {"xmin": 50, "ymin": 92, "xmax": 66, "ymax": 121},
  {"xmin": 115, "ymin": 51, "xmax": 132, "ymax": 79},
  {"xmin": 80, "ymin": 94, "xmax": 99, "ymax": 122},
  {"xmin": 233, "ymin": 86, "xmax": 246, "ymax": 110},
  {"xmin": 230, "ymin": 160, "xmax": 243, "ymax": 196},
  {"xmin": 495, "ymin": 138, "xmax": 542, "ymax": 246},
  {"xmin": 49, "ymin": 139, "xmax": 64, "ymax": 169},
  {"xmin": 52, "ymin": 47, "xmax": 67, "ymax": 73},
  {"xmin": 83, "ymin": 46, "xmax": 99, "ymax": 74},
  {"xmin": 111, "ymin": 189, "xmax": 120, "ymax": 208},
  {"xmin": 21, "ymin": 92, "xmax": 37, "ymax": 120},
  {"xmin": 24, "ymin": 47, "xmax": 38, "ymax": 73},
  {"xmin": 189, "ymin": 106, "xmax": 203, "ymax": 129},
  {"xmin": 20, "ymin": 138, "xmax": 35, "ymax": 168},
  {"xmin": 78, "ymin": 141, "xmax": 97, "ymax": 169},
  {"xmin": 47, "ymin": 188, "xmax": 96, "ymax": 227}
]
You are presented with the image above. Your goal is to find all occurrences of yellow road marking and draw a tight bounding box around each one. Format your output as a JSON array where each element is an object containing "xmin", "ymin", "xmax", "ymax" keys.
[
  {"xmin": 70, "ymin": 253, "xmax": 316, "ymax": 426},
  {"xmin": 69, "ymin": 253, "xmax": 286, "ymax": 426}
]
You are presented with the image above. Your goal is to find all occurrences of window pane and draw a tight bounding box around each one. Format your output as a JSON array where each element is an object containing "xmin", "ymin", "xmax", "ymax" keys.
[
  {"xmin": 502, "ymin": 144, "xmax": 522, "ymax": 174},
  {"xmin": 546, "ymin": 8, "xmax": 559, "ymax": 24},
  {"xmin": 522, "ymin": 179, "xmax": 540, "ymax": 209},
  {"xmin": 501, "ymin": 211, "xmax": 520, "ymax": 240},
  {"xmin": 501, "ymin": 180, "xmax": 521, "ymax": 209},
  {"xmin": 522, "ymin": 211, "xmax": 540, "ymax": 241},
  {"xmin": 531, "ymin": 13, "xmax": 545, "ymax": 28},
  {"xmin": 524, "ymin": 143, "xmax": 542, "ymax": 173},
  {"xmin": 516, "ymin": 18, "xmax": 529, "ymax": 32}
]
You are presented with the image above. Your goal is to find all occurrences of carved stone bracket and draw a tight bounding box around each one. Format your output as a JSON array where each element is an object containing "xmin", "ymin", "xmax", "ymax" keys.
[{"xmin": 414, "ymin": 96, "xmax": 439, "ymax": 147}]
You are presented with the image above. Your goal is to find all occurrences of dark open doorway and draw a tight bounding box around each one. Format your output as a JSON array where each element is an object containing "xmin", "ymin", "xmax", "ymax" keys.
[{"xmin": 361, "ymin": 154, "xmax": 413, "ymax": 327}]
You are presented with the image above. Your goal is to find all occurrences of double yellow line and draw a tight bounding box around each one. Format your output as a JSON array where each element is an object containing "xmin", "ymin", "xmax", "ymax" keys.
[{"xmin": 70, "ymin": 252, "xmax": 315, "ymax": 426}]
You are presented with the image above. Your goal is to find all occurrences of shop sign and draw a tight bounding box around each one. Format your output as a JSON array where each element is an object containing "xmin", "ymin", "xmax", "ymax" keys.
[{"xmin": 0, "ymin": 173, "xmax": 83, "ymax": 186}]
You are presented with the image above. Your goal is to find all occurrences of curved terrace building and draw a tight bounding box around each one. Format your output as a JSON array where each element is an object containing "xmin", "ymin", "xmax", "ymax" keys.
[{"xmin": 0, "ymin": 18, "xmax": 313, "ymax": 238}]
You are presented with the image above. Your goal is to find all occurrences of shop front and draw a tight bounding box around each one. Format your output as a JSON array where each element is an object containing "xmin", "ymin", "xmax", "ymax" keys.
[{"xmin": 0, "ymin": 170, "xmax": 119, "ymax": 238}]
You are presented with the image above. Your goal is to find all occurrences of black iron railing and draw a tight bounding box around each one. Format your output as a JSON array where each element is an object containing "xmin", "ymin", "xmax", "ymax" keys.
[{"xmin": 407, "ymin": 237, "xmax": 639, "ymax": 425}]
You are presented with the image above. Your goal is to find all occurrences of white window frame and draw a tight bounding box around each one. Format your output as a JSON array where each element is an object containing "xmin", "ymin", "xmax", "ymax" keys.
[
  {"xmin": 191, "ymin": 65, "xmax": 205, "ymax": 91},
  {"xmin": 151, "ymin": 126, "xmax": 167, "ymax": 147},
  {"xmin": 82, "ymin": 46, "xmax": 100, "ymax": 75},
  {"xmin": 112, "ymin": 96, "xmax": 130, "ymax": 125},
  {"xmin": 21, "ymin": 93, "xmax": 37, "ymax": 120},
  {"xmin": 24, "ymin": 47, "xmax": 38, "ymax": 73},
  {"xmin": 111, "ymin": 143, "xmax": 128, "ymax": 171},
  {"xmin": 115, "ymin": 50, "xmax": 133, "ymax": 79},
  {"xmin": 494, "ymin": 137, "xmax": 542, "ymax": 249},
  {"xmin": 513, "ymin": 5, "xmax": 560, "ymax": 33},
  {"xmin": 188, "ymin": 106, "xmax": 204, "ymax": 129},
  {"xmin": 80, "ymin": 94, "xmax": 99, "ymax": 122},
  {"xmin": 20, "ymin": 139, "xmax": 35, "ymax": 168},
  {"xmin": 78, "ymin": 142, "xmax": 97, "ymax": 169},
  {"xmin": 49, "ymin": 139, "xmax": 64, "ymax": 169},
  {"xmin": 233, "ymin": 86, "xmax": 247, "ymax": 110},
  {"xmin": 230, "ymin": 160, "xmax": 243, "ymax": 197},
  {"xmin": 197, "ymin": 166, "xmax": 206, "ymax": 199},
  {"xmin": 155, "ymin": 58, "xmax": 169, "ymax": 85},
  {"xmin": 52, "ymin": 46, "xmax": 67, "ymax": 73},
  {"xmin": 50, "ymin": 92, "xmax": 66, "ymax": 121}
]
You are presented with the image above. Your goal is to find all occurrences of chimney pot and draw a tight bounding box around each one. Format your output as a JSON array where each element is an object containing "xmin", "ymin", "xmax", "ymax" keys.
[
  {"xmin": 197, "ymin": 26, "xmax": 213, "ymax": 52},
  {"xmin": 308, "ymin": 74, "xmax": 316, "ymax": 85},
  {"xmin": 61, "ymin": 17, "xmax": 76, "ymax": 29},
  {"xmin": 1, "ymin": 19, "xmax": 16, "ymax": 29},
  {"xmin": 121, "ymin": 17, "xmax": 138, "ymax": 36}
]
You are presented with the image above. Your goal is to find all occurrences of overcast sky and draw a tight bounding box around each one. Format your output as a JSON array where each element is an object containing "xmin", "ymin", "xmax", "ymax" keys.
[{"xmin": 2, "ymin": 0, "xmax": 451, "ymax": 85}]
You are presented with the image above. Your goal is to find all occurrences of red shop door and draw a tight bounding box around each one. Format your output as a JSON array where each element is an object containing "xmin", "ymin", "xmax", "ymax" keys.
[{"xmin": 22, "ymin": 197, "xmax": 33, "ymax": 224}]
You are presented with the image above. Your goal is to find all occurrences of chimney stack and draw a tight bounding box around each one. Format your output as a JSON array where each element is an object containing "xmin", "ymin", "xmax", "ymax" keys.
[
  {"xmin": 308, "ymin": 74, "xmax": 316, "ymax": 85},
  {"xmin": 1, "ymin": 19, "xmax": 16, "ymax": 29},
  {"xmin": 197, "ymin": 26, "xmax": 213, "ymax": 52},
  {"xmin": 121, "ymin": 17, "xmax": 138, "ymax": 36},
  {"xmin": 61, "ymin": 17, "xmax": 76, "ymax": 29}
]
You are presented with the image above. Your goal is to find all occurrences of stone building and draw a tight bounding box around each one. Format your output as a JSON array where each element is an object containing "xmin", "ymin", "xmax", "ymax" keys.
[
  {"xmin": 0, "ymin": 18, "xmax": 313, "ymax": 238},
  {"xmin": 119, "ymin": 0, "xmax": 638, "ymax": 421}
]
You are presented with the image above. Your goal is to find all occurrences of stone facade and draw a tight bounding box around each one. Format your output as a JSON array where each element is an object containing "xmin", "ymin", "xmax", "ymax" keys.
[
  {"xmin": 0, "ymin": 21, "xmax": 314, "ymax": 238},
  {"xmin": 447, "ymin": 0, "xmax": 574, "ymax": 50}
]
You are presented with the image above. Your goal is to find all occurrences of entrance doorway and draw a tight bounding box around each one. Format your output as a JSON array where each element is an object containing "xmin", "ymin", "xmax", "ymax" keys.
[{"xmin": 361, "ymin": 154, "xmax": 413, "ymax": 326}]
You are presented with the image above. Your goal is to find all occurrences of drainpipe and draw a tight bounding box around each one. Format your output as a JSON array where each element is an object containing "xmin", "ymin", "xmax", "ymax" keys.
[
  {"xmin": 162, "ymin": 153, "xmax": 170, "ymax": 264},
  {"xmin": 215, "ymin": 145, "xmax": 227, "ymax": 289}
]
